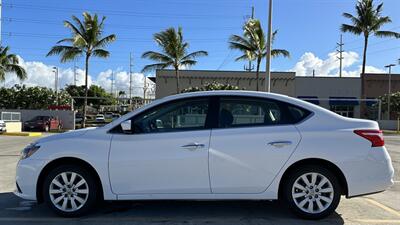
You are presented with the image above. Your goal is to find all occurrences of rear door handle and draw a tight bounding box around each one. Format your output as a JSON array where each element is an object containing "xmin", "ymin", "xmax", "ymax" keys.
[
  {"xmin": 181, "ymin": 143, "xmax": 205, "ymax": 150},
  {"xmin": 268, "ymin": 141, "xmax": 292, "ymax": 148}
]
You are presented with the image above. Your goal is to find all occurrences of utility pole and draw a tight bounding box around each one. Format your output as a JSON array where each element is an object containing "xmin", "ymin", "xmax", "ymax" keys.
[
  {"xmin": 73, "ymin": 61, "xmax": 78, "ymax": 86},
  {"xmin": 143, "ymin": 76, "xmax": 147, "ymax": 101},
  {"xmin": 244, "ymin": 6, "xmax": 255, "ymax": 72},
  {"xmin": 129, "ymin": 52, "xmax": 133, "ymax": 103},
  {"xmin": 110, "ymin": 70, "xmax": 114, "ymax": 96},
  {"xmin": 52, "ymin": 67, "xmax": 59, "ymax": 105},
  {"xmin": 336, "ymin": 34, "xmax": 344, "ymax": 78},
  {"xmin": 385, "ymin": 64, "xmax": 395, "ymax": 120},
  {"xmin": 265, "ymin": 0, "xmax": 273, "ymax": 92}
]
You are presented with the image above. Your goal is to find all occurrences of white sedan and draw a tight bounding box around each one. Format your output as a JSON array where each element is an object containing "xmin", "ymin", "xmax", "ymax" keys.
[{"xmin": 15, "ymin": 91, "xmax": 394, "ymax": 219}]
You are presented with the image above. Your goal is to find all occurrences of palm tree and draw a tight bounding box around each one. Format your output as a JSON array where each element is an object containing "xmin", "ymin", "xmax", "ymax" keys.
[
  {"xmin": 47, "ymin": 12, "xmax": 116, "ymax": 128},
  {"xmin": 142, "ymin": 27, "xmax": 208, "ymax": 94},
  {"xmin": 0, "ymin": 46, "xmax": 27, "ymax": 82},
  {"xmin": 229, "ymin": 19, "xmax": 289, "ymax": 91},
  {"xmin": 341, "ymin": 0, "xmax": 400, "ymax": 100}
]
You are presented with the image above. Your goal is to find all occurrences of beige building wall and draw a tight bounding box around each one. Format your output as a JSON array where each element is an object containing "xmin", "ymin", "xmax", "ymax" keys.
[
  {"xmin": 364, "ymin": 73, "xmax": 400, "ymax": 98},
  {"xmin": 155, "ymin": 70, "xmax": 295, "ymax": 98}
]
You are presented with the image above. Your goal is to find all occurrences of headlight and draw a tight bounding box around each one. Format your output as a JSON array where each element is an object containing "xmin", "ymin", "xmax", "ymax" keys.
[{"xmin": 20, "ymin": 143, "xmax": 40, "ymax": 160}]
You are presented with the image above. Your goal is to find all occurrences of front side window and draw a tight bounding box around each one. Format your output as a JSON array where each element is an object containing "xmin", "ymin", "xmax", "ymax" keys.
[{"xmin": 128, "ymin": 98, "xmax": 210, "ymax": 134}]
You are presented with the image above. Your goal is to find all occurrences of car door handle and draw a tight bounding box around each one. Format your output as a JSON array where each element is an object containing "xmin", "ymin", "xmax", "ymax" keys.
[
  {"xmin": 181, "ymin": 143, "xmax": 205, "ymax": 150},
  {"xmin": 268, "ymin": 141, "xmax": 292, "ymax": 148}
]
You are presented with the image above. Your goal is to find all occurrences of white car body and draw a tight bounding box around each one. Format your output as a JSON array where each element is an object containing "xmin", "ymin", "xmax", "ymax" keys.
[
  {"xmin": 95, "ymin": 114, "xmax": 105, "ymax": 122},
  {"xmin": 15, "ymin": 91, "xmax": 394, "ymax": 208},
  {"xmin": 0, "ymin": 120, "xmax": 6, "ymax": 133}
]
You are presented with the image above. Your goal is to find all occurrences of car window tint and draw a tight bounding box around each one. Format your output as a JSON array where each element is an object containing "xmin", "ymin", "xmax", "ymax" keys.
[
  {"xmin": 218, "ymin": 97, "xmax": 284, "ymax": 128},
  {"xmin": 133, "ymin": 98, "xmax": 209, "ymax": 134},
  {"xmin": 287, "ymin": 105, "xmax": 311, "ymax": 123}
]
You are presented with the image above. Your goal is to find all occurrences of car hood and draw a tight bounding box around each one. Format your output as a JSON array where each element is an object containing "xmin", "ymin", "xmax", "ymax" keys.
[{"xmin": 35, "ymin": 127, "xmax": 97, "ymax": 144}]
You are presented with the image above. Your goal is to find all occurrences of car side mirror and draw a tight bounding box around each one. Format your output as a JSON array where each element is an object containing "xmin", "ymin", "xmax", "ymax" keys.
[{"xmin": 120, "ymin": 120, "xmax": 132, "ymax": 133}]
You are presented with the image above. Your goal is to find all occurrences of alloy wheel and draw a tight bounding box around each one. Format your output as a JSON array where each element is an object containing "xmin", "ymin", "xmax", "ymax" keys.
[
  {"xmin": 291, "ymin": 172, "xmax": 334, "ymax": 214},
  {"xmin": 49, "ymin": 172, "xmax": 89, "ymax": 212}
]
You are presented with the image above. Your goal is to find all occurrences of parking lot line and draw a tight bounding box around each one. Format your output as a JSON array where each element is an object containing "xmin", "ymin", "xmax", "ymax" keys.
[
  {"xmin": 364, "ymin": 198, "xmax": 400, "ymax": 218},
  {"xmin": 353, "ymin": 219, "xmax": 400, "ymax": 224}
]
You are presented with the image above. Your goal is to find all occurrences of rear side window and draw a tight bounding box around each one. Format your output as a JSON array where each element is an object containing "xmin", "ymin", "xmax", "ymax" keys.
[
  {"xmin": 217, "ymin": 97, "xmax": 311, "ymax": 128},
  {"xmin": 218, "ymin": 97, "xmax": 289, "ymax": 128},
  {"xmin": 287, "ymin": 105, "xmax": 311, "ymax": 123}
]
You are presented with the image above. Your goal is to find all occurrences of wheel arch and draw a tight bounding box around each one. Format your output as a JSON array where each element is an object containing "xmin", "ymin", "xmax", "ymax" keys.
[
  {"xmin": 278, "ymin": 158, "xmax": 348, "ymax": 198},
  {"xmin": 36, "ymin": 157, "xmax": 104, "ymax": 203}
]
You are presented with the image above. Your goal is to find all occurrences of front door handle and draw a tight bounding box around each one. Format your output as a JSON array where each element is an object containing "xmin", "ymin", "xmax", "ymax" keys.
[
  {"xmin": 268, "ymin": 141, "xmax": 292, "ymax": 148},
  {"xmin": 181, "ymin": 143, "xmax": 205, "ymax": 150}
]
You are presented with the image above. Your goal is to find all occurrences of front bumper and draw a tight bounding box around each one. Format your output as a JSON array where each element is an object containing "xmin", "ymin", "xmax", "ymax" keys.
[{"xmin": 14, "ymin": 158, "xmax": 47, "ymax": 201}]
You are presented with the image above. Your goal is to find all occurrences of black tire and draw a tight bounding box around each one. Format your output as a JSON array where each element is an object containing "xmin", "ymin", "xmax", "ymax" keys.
[
  {"xmin": 282, "ymin": 165, "xmax": 341, "ymax": 220},
  {"xmin": 43, "ymin": 165, "xmax": 98, "ymax": 217}
]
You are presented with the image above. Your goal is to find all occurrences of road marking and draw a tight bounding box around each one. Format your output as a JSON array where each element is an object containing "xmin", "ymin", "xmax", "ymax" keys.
[
  {"xmin": 364, "ymin": 198, "xmax": 400, "ymax": 218},
  {"xmin": 353, "ymin": 219, "xmax": 400, "ymax": 224}
]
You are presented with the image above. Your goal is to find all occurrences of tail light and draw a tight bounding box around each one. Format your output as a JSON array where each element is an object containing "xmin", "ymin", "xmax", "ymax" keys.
[{"xmin": 354, "ymin": 129, "xmax": 384, "ymax": 147}]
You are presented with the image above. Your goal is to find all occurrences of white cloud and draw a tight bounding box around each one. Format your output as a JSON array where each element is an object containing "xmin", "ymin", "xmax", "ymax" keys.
[
  {"xmin": 3, "ymin": 57, "xmax": 154, "ymax": 98},
  {"xmin": 292, "ymin": 51, "xmax": 385, "ymax": 77}
]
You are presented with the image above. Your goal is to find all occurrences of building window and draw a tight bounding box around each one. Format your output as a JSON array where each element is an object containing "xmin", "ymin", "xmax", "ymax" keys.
[{"xmin": 330, "ymin": 105, "xmax": 354, "ymax": 118}]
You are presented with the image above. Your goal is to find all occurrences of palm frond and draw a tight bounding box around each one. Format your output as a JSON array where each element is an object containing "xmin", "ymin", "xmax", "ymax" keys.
[
  {"xmin": 180, "ymin": 59, "xmax": 197, "ymax": 67},
  {"xmin": 181, "ymin": 51, "xmax": 208, "ymax": 61},
  {"xmin": 142, "ymin": 51, "xmax": 172, "ymax": 62},
  {"xmin": 92, "ymin": 49, "xmax": 110, "ymax": 58},
  {"xmin": 6, "ymin": 64, "xmax": 27, "ymax": 80},
  {"xmin": 340, "ymin": 24, "xmax": 363, "ymax": 35},
  {"xmin": 271, "ymin": 49, "xmax": 290, "ymax": 58},
  {"xmin": 141, "ymin": 62, "xmax": 170, "ymax": 73},
  {"xmin": 94, "ymin": 34, "xmax": 116, "ymax": 48},
  {"xmin": 374, "ymin": 30, "xmax": 400, "ymax": 38}
]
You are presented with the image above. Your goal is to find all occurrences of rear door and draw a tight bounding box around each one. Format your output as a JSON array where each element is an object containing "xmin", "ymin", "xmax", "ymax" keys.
[{"xmin": 209, "ymin": 96, "xmax": 302, "ymax": 194}]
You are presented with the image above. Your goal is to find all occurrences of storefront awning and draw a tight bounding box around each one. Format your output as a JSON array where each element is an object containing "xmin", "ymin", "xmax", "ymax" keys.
[
  {"xmin": 329, "ymin": 97, "xmax": 359, "ymax": 106},
  {"xmin": 297, "ymin": 96, "xmax": 320, "ymax": 105}
]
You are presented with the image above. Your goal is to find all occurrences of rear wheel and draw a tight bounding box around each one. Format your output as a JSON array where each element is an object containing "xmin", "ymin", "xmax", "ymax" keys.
[
  {"xmin": 283, "ymin": 165, "xmax": 341, "ymax": 219},
  {"xmin": 43, "ymin": 165, "xmax": 98, "ymax": 217}
]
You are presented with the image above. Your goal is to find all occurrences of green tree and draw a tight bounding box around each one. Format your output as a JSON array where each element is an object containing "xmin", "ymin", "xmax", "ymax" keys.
[
  {"xmin": 0, "ymin": 85, "xmax": 71, "ymax": 109},
  {"xmin": 378, "ymin": 92, "xmax": 400, "ymax": 119},
  {"xmin": 182, "ymin": 81, "xmax": 242, "ymax": 93},
  {"xmin": 341, "ymin": 0, "xmax": 400, "ymax": 100},
  {"xmin": 47, "ymin": 12, "xmax": 116, "ymax": 127},
  {"xmin": 142, "ymin": 27, "xmax": 208, "ymax": 94},
  {"xmin": 0, "ymin": 46, "xmax": 27, "ymax": 82},
  {"xmin": 65, "ymin": 84, "xmax": 116, "ymax": 109},
  {"xmin": 229, "ymin": 19, "xmax": 290, "ymax": 91}
]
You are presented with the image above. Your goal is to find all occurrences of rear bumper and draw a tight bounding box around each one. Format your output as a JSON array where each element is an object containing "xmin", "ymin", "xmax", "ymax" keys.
[{"xmin": 343, "ymin": 146, "xmax": 394, "ymax": 197}]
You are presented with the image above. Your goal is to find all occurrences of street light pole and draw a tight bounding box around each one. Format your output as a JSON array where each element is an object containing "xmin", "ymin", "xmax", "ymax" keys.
[
  {"xmin": 385, "ymin": 64, "xmax": 396, "ymax": 120},
  {"xmin": 52, "ymin": 66, "xmax": 59, "ymax": 106},
  {"xmin": 265, "ymin": 0, "xmax": 273, "ymax": 92}
]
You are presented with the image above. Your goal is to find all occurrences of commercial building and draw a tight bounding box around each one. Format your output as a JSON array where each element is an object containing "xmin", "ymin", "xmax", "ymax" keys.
[{"xmin": 154, "ymin": 69, "xmax": 400, "ymax": 120}]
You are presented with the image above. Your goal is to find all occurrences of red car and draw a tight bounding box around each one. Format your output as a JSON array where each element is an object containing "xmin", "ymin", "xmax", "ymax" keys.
[{"xmin": 23, "ymin": 116, "xmax": 62, "ymax": 132}]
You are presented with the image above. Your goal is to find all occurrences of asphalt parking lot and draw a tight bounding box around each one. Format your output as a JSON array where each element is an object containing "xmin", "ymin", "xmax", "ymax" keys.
[{"xmin": 0, "ymin": 134, "xmax": 399, "ymax": 225}]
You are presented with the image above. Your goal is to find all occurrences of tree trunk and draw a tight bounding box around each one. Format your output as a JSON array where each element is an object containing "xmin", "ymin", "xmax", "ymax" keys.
[
  {"xmin": 175, "ymin": 69, "xmax": 180, "ymax": 94},
  {"xmin": 82, "ymin": 54, "xmax": 90, "ymax": 128},
  {"xmin": 255, "ymin": 58, "xmax": 261, "ymax": 91},
  {"xmin": 360, "ymin": 35, "xmax": 369, "ymax": 118}
]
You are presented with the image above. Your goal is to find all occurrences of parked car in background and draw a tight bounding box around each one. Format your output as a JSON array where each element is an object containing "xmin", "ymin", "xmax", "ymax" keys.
[
  {"xmin": 95, "ymin": 114, "xmax": 105, "ymax": 122},
  {"xmin": 0, "ymin": 120, "xmax": 6, "ymax": 133},
  {"xmin": 104, "ymin": 112, "xmax": 114, "ymax": 119},
  {"xmin": 23, "ymin": 116, "xmax": 62, "ymax": 132},
  {"xmin": 111, "ymin": 113, "xmax": 121, "ymax": 121},
  {"xmin": 15, "ymin": 91, "xmax": 393, "ymax": 219}
]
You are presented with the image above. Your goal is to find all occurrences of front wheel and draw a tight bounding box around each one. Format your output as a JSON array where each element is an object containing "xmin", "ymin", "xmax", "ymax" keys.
[
  {"xmin": 282, "ymin": 165, "xmax": 341, "ymax": 220},
  {"xmin": 43, "ymin": 165, "xmax": 98, "ymax": 217}
]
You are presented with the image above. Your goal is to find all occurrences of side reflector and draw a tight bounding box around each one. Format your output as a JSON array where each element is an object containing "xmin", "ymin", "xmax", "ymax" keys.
[{"xmin": 354, "ymin": 130, "xmax": 384, "ymax": 147}]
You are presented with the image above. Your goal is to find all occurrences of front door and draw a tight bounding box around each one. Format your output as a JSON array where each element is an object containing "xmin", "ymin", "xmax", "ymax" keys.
[
  {"xmin": 209, "ymin": 97, "xmax": 302, "ymax": 193},
  {"xmin": 109, "ymin": 97, "xmax": 212, "ymax": 194}
]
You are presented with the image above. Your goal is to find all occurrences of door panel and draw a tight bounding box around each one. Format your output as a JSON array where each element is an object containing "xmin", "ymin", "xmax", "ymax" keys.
[
  {"xmin": 209, "ymin": 96, "xmax": 302, "ymax": 194},
  {"xmin": 109, "ymin": 131, "xmax": 211, "ymax": 194},
  {"xmin": 209, "ymin": 125, "xmax": 300, "ymax": 193}
]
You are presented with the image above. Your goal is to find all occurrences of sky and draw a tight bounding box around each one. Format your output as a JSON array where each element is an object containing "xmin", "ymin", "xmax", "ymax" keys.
[{"xmin": 2, "ymin": 0, "xmax": 400, "ymax": 96}]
